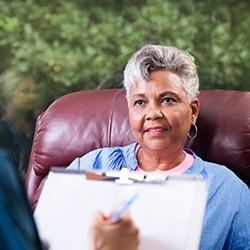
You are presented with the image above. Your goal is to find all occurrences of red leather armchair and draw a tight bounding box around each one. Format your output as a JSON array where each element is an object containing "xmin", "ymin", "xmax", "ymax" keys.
[{"xmin": 25, "ymin": 89, "xmax": 250, "ymax": 210}]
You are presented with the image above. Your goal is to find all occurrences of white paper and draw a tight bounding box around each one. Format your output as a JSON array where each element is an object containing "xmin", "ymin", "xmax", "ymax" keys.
[{"xmin": 34, "ymin": 171, "xmax": 207, "ymax": 250}]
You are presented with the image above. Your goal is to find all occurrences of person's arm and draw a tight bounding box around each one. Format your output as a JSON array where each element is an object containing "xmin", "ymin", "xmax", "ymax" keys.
[
  {"xmin": 227, "ymin": 184, "xmax": 250, "ymax": 249},
  {"xmin": 0, "ymin": 148, "xmax": 45, "ymax": 250},
  {"xmin": 89, "ymin": 210, "xmax": 140, "ymax": 250}
]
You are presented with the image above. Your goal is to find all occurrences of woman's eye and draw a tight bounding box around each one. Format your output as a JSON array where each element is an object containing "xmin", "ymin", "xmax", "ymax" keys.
[
  {"xmin": 163, "ymin": 97, "xmax": 176, "ymax": 103},
  {"xmin": 134, "ymin": 100, "xmax": 145, "ymax": 106}
]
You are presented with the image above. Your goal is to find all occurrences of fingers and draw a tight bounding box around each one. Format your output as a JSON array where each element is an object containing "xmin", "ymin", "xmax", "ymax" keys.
[{"xmin": 89, "ymin": 210, "xmax": 140, "ymax": 250}]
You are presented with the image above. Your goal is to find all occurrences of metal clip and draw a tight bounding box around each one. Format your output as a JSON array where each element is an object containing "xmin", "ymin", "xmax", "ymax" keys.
[{"xmin": 115, "ymin": 168, "xmax": 134, "ymax": 184}]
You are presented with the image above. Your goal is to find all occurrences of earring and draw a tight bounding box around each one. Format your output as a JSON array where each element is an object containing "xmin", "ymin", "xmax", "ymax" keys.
[
  {"xmin": 187, "ymin": 124, "xmax": 198, "ymax": 139},
  {"xmin": 126, "ymin": 128, "xmax": 135, "ymax": 143}
]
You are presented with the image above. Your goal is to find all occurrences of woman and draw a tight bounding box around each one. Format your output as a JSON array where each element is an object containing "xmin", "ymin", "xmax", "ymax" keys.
[
  {"xmin": 67, "ymin": 45, "xmax": 250, "ymax": 249},
  {"xmin": 0, "ymin": 69, "xmax": 37, "ymax": 177}
]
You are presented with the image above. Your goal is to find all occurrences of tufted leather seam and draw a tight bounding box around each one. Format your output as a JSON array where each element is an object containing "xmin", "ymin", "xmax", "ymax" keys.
[{"xmin": 107, "ymin": 89, "xmax": 124, "ymax": 147}]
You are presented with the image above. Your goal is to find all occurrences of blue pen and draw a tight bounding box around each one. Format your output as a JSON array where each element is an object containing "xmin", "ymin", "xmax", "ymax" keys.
[{"xmin": 109, "ymin": 193, "xmax": 139, "ymax": 221}]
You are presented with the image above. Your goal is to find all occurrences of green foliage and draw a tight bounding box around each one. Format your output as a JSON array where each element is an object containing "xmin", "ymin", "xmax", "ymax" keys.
[{"xmin": 0, "ymin": 0, "xmax": 249, "ymax": 110}]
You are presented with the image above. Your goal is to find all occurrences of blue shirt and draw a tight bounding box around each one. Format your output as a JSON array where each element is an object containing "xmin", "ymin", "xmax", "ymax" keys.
[{"xmin": 67, "ymin": 143, "xmax": 250, "ymax": 250}]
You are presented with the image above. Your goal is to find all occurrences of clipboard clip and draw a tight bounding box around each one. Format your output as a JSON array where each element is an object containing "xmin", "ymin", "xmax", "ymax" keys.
[
  {"xmin": 106, "ymin": 168, "xmax": 169, "ymax": 185},
  {"xmin": 115, "ymin": 168, "xmax": 134, "ymax": 184},
  {"xmin": 51, "ymin": 167, "xmax": 169, "ymax": 184},
  {"xmin": 106, "ymin": 168, "xmax": 144, "ymax": 185}
]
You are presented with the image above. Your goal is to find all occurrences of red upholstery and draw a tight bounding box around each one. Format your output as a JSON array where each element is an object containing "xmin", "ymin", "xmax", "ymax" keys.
[{"xmin": 25, "ymin": 89, "xmax": 250, "ymax": 210}]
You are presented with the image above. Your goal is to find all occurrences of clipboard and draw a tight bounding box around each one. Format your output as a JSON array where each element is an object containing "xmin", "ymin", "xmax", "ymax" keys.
[{"xmin": 34, "ymin": 168, "xmax": 207, "ymax": 250}]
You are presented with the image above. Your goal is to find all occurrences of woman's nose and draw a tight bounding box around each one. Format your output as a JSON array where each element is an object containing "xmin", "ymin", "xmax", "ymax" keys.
[{"xmin": 145, "ymin": 106, "xmax": 164, "ymax": 120}]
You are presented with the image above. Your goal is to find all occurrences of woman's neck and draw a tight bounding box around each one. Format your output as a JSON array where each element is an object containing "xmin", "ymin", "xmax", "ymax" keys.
[{"xmin": 136, "ymin": 146, "xmax": 185, "ymax": 172}]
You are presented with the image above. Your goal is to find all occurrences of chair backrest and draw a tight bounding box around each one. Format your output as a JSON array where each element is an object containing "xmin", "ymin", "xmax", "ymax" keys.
[{"xmin": 25, "ymin": 89, "xmax": 250, "ymax": 210}]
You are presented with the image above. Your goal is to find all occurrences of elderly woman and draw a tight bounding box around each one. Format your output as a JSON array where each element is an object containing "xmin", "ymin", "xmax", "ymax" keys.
[{"xmin": 67, "ymin": 45, "xmax": 250, "ymax": 249}]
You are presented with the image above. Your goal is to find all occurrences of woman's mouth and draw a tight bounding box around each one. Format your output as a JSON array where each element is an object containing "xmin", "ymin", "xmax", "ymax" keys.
[{"xmin": 144, "ymin": 127, "xmax": 167, "ymax": 134}]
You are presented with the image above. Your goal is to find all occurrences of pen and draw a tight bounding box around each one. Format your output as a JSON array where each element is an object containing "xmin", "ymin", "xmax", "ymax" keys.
[{"xmin": 109, "ymin": 193, "xmax": 139, "ymax": 221}]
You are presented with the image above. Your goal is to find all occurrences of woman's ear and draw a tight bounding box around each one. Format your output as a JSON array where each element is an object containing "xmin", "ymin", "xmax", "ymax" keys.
[{"xmin": 190, "ymin": 98, "xmax": 200, "ymax": 124}]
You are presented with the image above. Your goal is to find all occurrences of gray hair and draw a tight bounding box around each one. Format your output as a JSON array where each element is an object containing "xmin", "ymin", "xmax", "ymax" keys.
[{"xmin": 123, "ymin": 45, "xmax": 199, "ymax": 103}]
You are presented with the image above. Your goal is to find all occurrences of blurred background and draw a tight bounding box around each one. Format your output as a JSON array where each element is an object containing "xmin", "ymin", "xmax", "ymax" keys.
[
  {"xmin": 0, "ymin": 0, "xmax": 249, "ymax": 112},
  {"xmin": 0, "ymin": 0, "xmax": 249, "ymax": 175}
]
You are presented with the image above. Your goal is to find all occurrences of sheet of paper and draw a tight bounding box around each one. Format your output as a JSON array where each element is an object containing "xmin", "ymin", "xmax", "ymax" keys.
[{"xmin": 34, "ymin": 171, "xmax": 207, "ymax": 250}]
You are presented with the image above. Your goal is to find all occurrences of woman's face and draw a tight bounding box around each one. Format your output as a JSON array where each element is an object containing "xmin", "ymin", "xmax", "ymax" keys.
[
  {"xmin": 128, "ymin": 70, "xmax": 199, "ymax": 152},
  {"xmin": 11, "ymin": 77, "xmax": 35, "ymax": 111}
]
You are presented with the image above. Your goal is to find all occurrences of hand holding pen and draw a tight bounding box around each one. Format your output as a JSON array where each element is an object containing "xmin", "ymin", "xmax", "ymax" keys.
[
  {"xmin": 108, "ymin": 193, "xmax": 139, "ymax": 221},
  {"xmin": 89, "ymin": 194, "xmax": 140, "ymax": 250}
]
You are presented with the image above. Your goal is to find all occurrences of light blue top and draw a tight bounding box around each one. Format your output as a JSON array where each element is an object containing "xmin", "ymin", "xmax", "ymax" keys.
[{"xmin": 67, "ymin": 143, "xmax": 250, "ymax": 250}]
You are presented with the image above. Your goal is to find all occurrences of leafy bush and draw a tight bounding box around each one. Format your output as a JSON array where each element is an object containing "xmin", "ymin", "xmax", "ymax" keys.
[{"xmin": 0, "ymin": 0, "xmax": 249, "ymax": 110}]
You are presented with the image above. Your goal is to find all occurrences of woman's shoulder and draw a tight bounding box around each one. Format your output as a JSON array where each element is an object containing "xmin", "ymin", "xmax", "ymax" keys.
[
  {"xmin": 85, "ymin": 143, "xmax": 136, "ymax": 159},
  {"xmin": 195, "ymin": 156, "xmax": 238, "ymax": 178},
  {"xmin": 67, "ymin": 143, "xmax": 137, "ymax": 171},
  {"xmin": 189, "ymin": 154, "xmax": 248, "ymax": 193},
  {"xmin": 185, "ymin": 150, "xmax": 237, "ymax": 177}
]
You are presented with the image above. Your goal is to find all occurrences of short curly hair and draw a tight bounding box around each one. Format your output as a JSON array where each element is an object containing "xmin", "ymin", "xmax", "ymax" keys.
[{"xmin": 123, "ymin": 44, "xmax": 199, "ymax": 103}]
